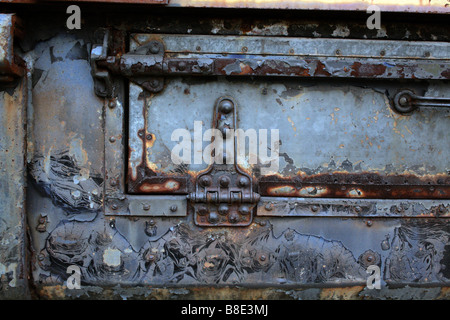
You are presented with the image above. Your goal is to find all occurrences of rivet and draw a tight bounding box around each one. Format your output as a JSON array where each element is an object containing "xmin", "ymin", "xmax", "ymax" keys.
[
  {"xmin": 259, "ymin": 254, "xmax": 267, "ymax": 261},
  {"xmin": 399, "ymin": 96, "xmax": 408, "ymax": 106},
  {"xmin": 138, "ymin": 131, "xmax": 144, "ymax": 137},
  {"xmin": 264, "ymin": 203, "xmax": 273, "ymax": 211},
  {"xmin": 219, "ymin": 100, "xmax": 233, "ymax": 114},
  {"xmin": 289, "ymin": 49, "xmax": 294, "ymax": 54},
  {"xmin": 38, "ymin": 253, "xmax": 45, "ymax": 262},
  {"xmin": 149, "ymin": 79, "xmax": 160, "ymax": 88},
  {"xmin": 71, "ymin": 190, "xmax": 81, "ymax": 200},
  {"xmin": 228, "ymin": 213, "xmax": 239, "ymax": 223},
  {"xmin": 218, "ymin": 204, "xmax": 229, "ymax": 215},
  {"xmin": 196, "ymin": 46, "xmax": 201, "ymax": 51},
  {"xmin": 170, "ymin": 205, "xmax": 178, "ymax": 212},
  {"xmin": 111, "ymin": 204, "xmax": 118, "ymax": 210},
  {"xmin": 311, "ymin": 205, "xmax": 319, "ymax": 212},
  {"xmin": 380, "ymin": 50, "xmax": 386, "ymax": 56},
  {"xmin": 208, "ymin": 212, "xmax": 219, "ymax": 224},
  {"xmin": 354, "ymin": 206, "xmax": 362, "ymax": 214},
  {"xmin": 424, "ymin": 51, "xmax": 431, "ymax": 57},
  {"xmin": 335, "ymin": 49, "xmax": 341, "ymax": 55},
  {"xmin": 242, "ymin": 46, "xmax": 248, "ymax": 52},
  {"xmin": 239, "ymin": 205, "xmax": 250, "ymax": 215},
  {"xmin": 149, "ymin": 219, "xmax": 156, "ymax": 226},
  {"xmin": 439, "ymin": 206, "xmax": 446, "ymax": 214},
  {"xmin": 109, "ymin": 136, "xmax": 116, "ymax": 143},
  {"xmin": 150, "ymin": 42, "xmax": 160, "ymax": 54},
  {"xmin": 197, "ymin": 205, "xmax": 209, "ymax": 216},
  {"xmin": 108, "ymin": 100, "xmax": 116, "ymax": 109},
  {"xmin": 178, "ymin": 61, "xmax": 187, "ymax": 71},
  {"xmin": 366, "ymin": 220, "xmax": 373, "ymax": 227},
  {"xmin": 200, "ymin": 176, "xmax": 212, "ymax": 187},
  {"xmin": 219, "ymin": 176, "xmax": 230, "ymax": 187},
  {"xmin": 143, "ymin": 203, "xmax": 150, "ymax": 211},
  {"xmin": 110, "ymin": 179, "xmax": 117, "ymax": 186},
  {"xmin": 367, "ymin": 255, "xmax": 374, "ymax": 262},
  {"xmin": 146, "ymin": 134, "xmax": 153, "ymax": 140},
  {"xmin": 238, "ymin": 177, "xmax": 249, "ymax": 187}
]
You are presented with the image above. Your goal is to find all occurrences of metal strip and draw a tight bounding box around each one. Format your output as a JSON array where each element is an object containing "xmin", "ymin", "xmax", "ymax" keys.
[
  {"xmin": 107, "ymin": 195, "xmax": 187, "ymax": 216},
  {"xmin": 132, "ymin": 34, "xmax": 450, "ymax": 60},
  {"xmin": 257, "ymin": 196, "xmax": 450, "ymax": 217}
]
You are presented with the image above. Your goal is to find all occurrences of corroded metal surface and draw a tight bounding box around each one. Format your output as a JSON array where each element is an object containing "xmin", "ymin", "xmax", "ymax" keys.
[
  {"xmin": 0, "ymin": 8, "xmax": 448, "ymax": 300},
  {"xmin": 0, "ymin": 75, "xmax": 28, "ymax": 298}
]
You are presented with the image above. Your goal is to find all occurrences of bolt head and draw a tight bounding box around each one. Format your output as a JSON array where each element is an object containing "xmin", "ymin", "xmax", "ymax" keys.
[
  {"xmin": 311, "ymin": 205, "xmax": 319, "ymax": 212},
  {"xmin": 111, "ymin": 204, "xmax": 118, "ymax": 210},
  {"xmin": 219, "ymin": 100, "xmax": 233, "ymax": 114},
  {"xmin": 170, "ymin": 205, "xmax": 178, "ymax": 212},
  {"xmin": 143, "ymin": 204, "xmax": 150, "ymax": 211},
  {"xmin": 264, "ymin": 203, "xmax": 273, "ymax": 211}
]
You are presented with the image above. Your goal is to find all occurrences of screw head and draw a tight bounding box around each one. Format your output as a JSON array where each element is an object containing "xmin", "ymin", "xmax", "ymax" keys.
[
  {"xmin": 366, "ymin": 220, "xmax": 373, "ymax": 227},
  {"xmin": 111, "ymin": 204, "xmax": 118, "ymax": 210},
  {"xmin": 170, "ymin": 205, "xmax": 178, "ymax": 212},
  {"xmin": 219, "ymin": 100, "xmax": 233, "ymax": 114},
  {"xmin": 143, "ymin": 204, "xmax": 150, "ymax": 211},
  {"xmin": 146, "ymin": 134, "xmax": 153, "ymax": 140},
  {"xmin": 311, "ymin": 205, "xmax": 319, "ymax": 212}
]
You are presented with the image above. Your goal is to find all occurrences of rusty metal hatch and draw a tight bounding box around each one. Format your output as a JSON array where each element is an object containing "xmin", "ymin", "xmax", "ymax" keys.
[{"xmin": 99, "ymin": 33, "xmax": 450, "ymax": 226}]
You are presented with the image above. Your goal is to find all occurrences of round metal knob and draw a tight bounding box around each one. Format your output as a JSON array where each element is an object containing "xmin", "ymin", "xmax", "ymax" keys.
[
  {"xmin": 239, "ymin": 205, "xmax": 251, "ymax": 215},
  {"xmin": 208, "ymin": 212, "xmax": 219, "ymax": 224}
]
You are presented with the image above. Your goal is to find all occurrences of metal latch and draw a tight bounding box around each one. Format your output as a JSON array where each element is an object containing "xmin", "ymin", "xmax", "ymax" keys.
[
  {"xmin": 187, "ymin": 97, "xmax": 260, "ymax": 227},
  {"xmin": 392, "ymin": 89, "xmax": 450, "ymax": 114}
]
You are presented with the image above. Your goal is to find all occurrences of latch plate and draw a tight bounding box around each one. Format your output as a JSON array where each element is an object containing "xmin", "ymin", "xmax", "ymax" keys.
[{"xmin": 188, "ymin": 97, "xmax": 260, "ymax": 226}]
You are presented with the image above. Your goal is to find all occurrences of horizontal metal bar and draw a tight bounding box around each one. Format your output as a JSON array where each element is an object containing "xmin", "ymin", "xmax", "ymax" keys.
[
  {"xmin": 257, "ymin": 197, "xmax": 450, "ymax": 217},
  {"xmin": 132, "ymin": 34, "xmax": 450, "ymax": 61},
  {"xmin": 105, "ymin": 195, "xmax": 187, "ymax": 216}
]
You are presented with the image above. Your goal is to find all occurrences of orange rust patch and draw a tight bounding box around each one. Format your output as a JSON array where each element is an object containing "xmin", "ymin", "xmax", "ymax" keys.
[{"xmin": 139, "ymin": 179, "xmax": 180, "ymax": 192}]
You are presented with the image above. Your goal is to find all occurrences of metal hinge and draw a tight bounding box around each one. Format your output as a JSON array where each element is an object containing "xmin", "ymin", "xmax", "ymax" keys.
[{"xmin": 187, "ymin": 96, "xmax": 260, "ymax": 227}]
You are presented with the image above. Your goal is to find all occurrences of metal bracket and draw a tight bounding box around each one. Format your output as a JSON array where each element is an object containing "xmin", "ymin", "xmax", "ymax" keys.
[
  {"xmin": 91, "ymin": 35, "xmax": 165, "ymax": 97},
  {"xmin": 392, "ymin": 89, "xmax": 450, "ymax": 114},
  {"xmin": 187, "ymin": 97, "xmax": 260, "ymax": 227}
]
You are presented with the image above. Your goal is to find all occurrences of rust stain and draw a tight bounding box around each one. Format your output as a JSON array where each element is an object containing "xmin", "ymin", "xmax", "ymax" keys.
[
  {"xmin": 320, "ymin": 286, "xmax": 365, "ymax": 300},
  {"xmin": 139, "ymin": 179, "xmax": 181, "ymax": 192},
  {"xmin": 351, "ymin": 62, "xmax": 387, "ymax": 78}
]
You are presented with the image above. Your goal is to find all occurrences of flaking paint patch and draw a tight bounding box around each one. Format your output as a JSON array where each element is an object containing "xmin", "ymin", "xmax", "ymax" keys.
[
  {"xmin": 0, "ymin": 262, "xmax": 17, "ymax": 287},
  {"xmin": 103, "ymin": 248, "xmax": 122, "ymax": 267},
  {"xmin": 69, "ymin": 137, "xmax": 88, "ymax": 167}
]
